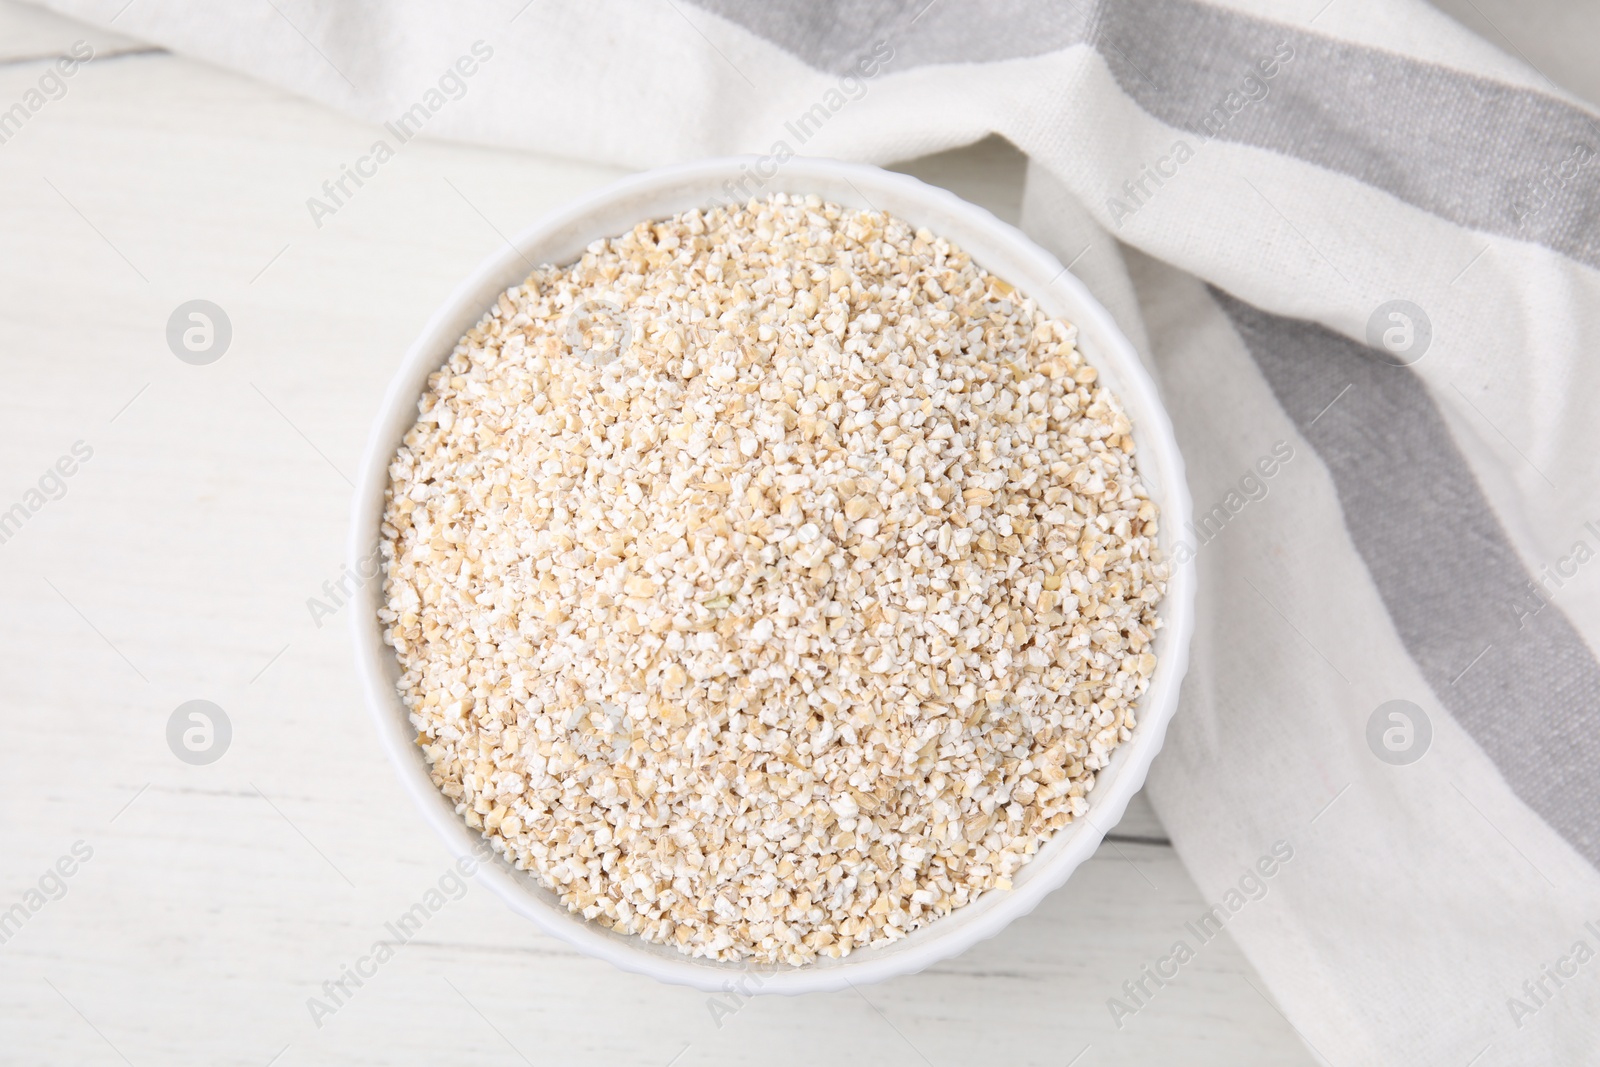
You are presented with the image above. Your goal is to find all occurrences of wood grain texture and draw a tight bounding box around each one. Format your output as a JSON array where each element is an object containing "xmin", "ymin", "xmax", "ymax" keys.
[
  {"xmin": 0, "ymin": 3, "xmax": 1311, "ymax": 1063},
  {"xmin": 0, "ymin": 0, "xmax": 148, "ymax": 62}
]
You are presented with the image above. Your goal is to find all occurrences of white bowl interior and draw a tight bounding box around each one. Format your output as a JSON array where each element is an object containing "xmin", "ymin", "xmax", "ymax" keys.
[{"xmin": 350, "ymin": 157, "xmax": 1195, "ymax": 994}]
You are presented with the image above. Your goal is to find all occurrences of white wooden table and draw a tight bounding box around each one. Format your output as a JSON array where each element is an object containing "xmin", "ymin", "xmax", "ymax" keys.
[{"xmin": 0, "ymin": 4, "xmax": 1317, "ymax": 1063}]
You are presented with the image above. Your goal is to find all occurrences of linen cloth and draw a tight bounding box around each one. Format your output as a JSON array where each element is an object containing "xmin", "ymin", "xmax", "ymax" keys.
[{"xmin": 32, "ymin": 0, "xmax": 1600, "ymax": 1061}]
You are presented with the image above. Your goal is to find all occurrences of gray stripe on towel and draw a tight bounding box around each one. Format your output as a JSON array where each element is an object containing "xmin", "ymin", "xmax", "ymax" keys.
[
  {"xmin": 691, "ymin": 0, "xmax": 1600, "ymax": 268},
  {"xmin": 1213, "ymin": 287, "xmax": 1600, "ymax": 869}
]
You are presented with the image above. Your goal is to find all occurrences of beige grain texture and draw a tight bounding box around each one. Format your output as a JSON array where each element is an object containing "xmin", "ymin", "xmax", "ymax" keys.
[{"xmin": 379, "ymin": 193, "xmax": 1167, "ymax": 965}]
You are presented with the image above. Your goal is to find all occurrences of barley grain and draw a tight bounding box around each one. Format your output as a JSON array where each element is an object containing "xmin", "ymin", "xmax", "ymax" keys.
[{"xmin": 379, "ymin": 193, "xmax": 1167, "ymax": 965}]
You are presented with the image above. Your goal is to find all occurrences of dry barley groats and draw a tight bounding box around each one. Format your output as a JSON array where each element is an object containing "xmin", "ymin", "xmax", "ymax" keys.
[{"xmin": 378, "ymin": 193, "xmax": 1168, "ymax": 965}]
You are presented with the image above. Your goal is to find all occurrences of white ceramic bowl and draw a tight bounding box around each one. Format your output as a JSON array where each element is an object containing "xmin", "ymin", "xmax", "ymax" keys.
[{"xmin": 350, "ymin": 157, "xmax": 1195, "ymax": 994}]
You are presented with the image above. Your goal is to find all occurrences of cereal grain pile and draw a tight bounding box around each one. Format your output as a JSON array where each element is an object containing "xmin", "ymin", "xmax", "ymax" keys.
[{"xmin": 379, "ymin": 193, "xmax": 1167, "ymax": 965}]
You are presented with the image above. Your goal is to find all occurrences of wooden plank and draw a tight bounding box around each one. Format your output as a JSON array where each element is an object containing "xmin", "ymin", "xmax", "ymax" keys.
[{"xmin": 0, "ymin": 1, "xmax": 152, "ymax": 63}]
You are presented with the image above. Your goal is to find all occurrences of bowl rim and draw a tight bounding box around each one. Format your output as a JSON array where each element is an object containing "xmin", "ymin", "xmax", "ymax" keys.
[{"xmin": 349, "ymin": 155, "xmax": 1195, "ymax": 994}]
